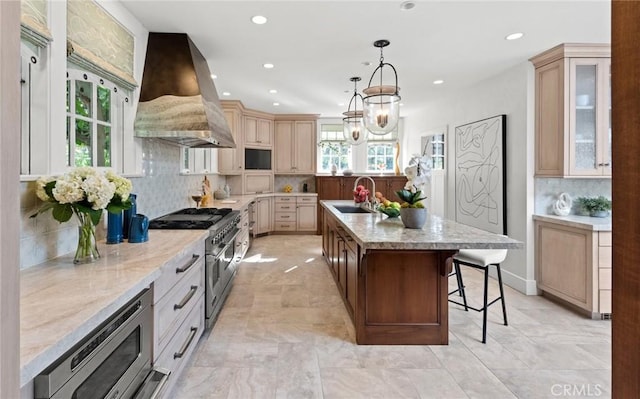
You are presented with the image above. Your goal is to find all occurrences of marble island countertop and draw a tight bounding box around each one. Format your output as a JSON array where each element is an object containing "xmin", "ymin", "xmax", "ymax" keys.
[
  {"xmin": 533, "ymin": 214, "xmax": 612, "ymax": 231},
  {"xmin": 321, "ymin": 200, "xmax": 523, "ymax": 251},
  {"xmin": 19, "ymin": 229, "xmax": 208, "ymax": 387}
]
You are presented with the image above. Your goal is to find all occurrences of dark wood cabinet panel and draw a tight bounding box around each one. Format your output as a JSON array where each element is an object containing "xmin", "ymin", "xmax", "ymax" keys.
[{"xmin": 316, "ymin": 175, "xmax": 407, "ymax": 234}]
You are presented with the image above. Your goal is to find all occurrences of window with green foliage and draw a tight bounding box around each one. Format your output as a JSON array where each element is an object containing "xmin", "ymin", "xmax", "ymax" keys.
[
  {"xmin": 318, "ymin": 123, "xmax": 351, "ymax": 172},
  {"xmin": 66, "ymin": 69, "xmax": 127, "ymax": 168},
  {"xmin": 366, "ymin": 129, "xmax": 397, "ymax": 172}
]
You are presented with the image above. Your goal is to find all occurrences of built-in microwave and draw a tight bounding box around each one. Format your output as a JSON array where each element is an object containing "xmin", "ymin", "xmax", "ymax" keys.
[{"xmin": 245, "ymin": 148, "xmax": 272, "ymax": 170}]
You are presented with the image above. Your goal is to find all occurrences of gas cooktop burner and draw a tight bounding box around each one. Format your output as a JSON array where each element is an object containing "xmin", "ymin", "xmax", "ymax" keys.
[{"xmin": 148, "ymin": 208, "xmax": 235, "ymax": 230}]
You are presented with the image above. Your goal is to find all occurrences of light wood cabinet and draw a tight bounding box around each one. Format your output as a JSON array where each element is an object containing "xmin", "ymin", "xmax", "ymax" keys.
[
  {"xmin": 273, "ymin": 195, "xmax": 317, "ymax": 232},
  {"xmin": 296, "ymin": 196, "xmax": 317, "ymax": 232},
  {"xmin": 274, "ymin": 118, "xmax": 317, "ymax": 174},
  {"xmin": 535, "ymin": 220, "xmax": 611, "ymax": 318},
  {"xmin": 254, "ymin": 197, "xmax": 273, "ymax": 236},
  {"xmin": 242, "ymin": 171, "xmax": 273, "ymax": 194},
  {"xmin": 219, "ymin": 102, "xmax": 244, "ymax": 174},
  {"xmin": 152, "ymin": 238, "xmax": 205, "ymax": 397},
  {"xmin": 236, "ymin": 203, "xmax": 251, "ymax": 260},
  {"xmin": 530, "ymin": 43, "xmax": 611, "ymax": 177},
  {"xmin": 244, "ymin": 115, "xmax": 273, "ymax": 148}
]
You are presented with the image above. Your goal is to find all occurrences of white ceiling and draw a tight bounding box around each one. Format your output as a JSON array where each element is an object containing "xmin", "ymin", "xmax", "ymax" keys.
[{"xmin": 119, "ymin": 0, "xmax": 610, "ymax": 119}]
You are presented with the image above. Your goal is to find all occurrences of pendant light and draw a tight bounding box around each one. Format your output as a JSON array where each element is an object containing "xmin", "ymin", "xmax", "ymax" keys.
[
  {"xmin": 342, "ymin": 77, "xmax": 367, "ymax": 146},
  {"xmin": 362, "ymin": 39, "xmax": 401, "ymax": 135}
]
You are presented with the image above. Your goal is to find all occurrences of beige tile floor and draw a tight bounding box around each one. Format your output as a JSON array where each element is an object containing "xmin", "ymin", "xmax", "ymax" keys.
[{"xmin": 173, "ymin": 235, "xmax": 611, "ymax": 399}]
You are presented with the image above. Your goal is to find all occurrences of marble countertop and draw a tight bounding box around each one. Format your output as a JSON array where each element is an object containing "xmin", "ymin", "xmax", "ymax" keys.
[
  {"xmin": 321, "ymin": 200, "xmax": 523, "ymax": 250},
  {"xmin": 533, "ymin": 214, "xmax": 612, "ymax": 231},
  {"xmin": 19, "ymin": 229, "xmax": 208, "ymax": 387}
]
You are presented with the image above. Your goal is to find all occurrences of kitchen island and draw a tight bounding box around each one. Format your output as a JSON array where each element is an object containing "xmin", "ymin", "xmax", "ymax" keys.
[{"xmin": 321, "ymin": 200, "xmax": 522, "ymax": 345}]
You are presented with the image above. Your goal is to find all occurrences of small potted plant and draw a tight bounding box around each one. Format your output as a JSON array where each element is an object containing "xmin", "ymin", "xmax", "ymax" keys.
[
  {"xmin": 575, "ymin": 196, "xmax": 612, "ymax": 217},
  {"xmin": 396, "ymin": 189, "xmax": 427, "ymax": 228}
]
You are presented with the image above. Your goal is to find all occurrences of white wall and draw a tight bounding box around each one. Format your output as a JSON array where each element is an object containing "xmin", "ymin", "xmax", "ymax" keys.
[{"xmin": 403, "ymin": 61, "xmax": 537, "ymax": 294}]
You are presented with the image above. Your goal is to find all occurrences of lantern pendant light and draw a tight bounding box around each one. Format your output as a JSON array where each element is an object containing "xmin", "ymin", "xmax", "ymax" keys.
[
  {"xmin": 362, "ymin": 39, "xmax": 401, "ymax": 135},
  {"xmin": 343, "ymin": 77, "xmax": 367, "ymax": 146}
]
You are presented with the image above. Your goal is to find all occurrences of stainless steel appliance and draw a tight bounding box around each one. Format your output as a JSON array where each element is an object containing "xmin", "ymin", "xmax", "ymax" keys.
[
  {"xmin": 148, "ymin": 208, "xmax": 241, "ymax": 329},
  {"xmin": 34, "ymin": 290, "xmax": 167, "ymax": 399}
]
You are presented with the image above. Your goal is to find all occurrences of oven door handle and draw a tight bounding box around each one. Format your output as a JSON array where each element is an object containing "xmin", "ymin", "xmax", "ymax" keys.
[{"xmin": 132, "ymin": 368, "xmax": 171, "ymax": 399}]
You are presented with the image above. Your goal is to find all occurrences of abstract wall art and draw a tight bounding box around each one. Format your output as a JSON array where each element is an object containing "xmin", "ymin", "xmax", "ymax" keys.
[{"xmin": 454, "ymin": 114, "xmax": 507, "ymax": 234}]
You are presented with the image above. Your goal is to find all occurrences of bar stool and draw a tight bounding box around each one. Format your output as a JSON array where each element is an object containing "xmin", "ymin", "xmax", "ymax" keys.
[{"xmin": 448, "ymin": 249, "xmax": 508, "ymax": 343}]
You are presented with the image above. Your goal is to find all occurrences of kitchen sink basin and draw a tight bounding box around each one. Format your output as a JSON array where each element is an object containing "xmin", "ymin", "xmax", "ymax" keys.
[{"xmin": 334, "ymin": 205, "xmax": 374, "ymax": 214}]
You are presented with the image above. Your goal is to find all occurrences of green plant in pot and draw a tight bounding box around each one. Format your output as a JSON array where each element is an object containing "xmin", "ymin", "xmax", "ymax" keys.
[
  {"xmin": 576, "ymin": 196, "xmax": 612, "ymax": 217},
  {"xmin": 396, "ymin": 189, "xmax": 427, "ymax": 228}
]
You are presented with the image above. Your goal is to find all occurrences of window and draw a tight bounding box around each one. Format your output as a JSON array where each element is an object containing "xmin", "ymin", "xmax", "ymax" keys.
[
  {"xmin": 421, "ymin": 133, "xmax": 445, "ymax": 170},
  {"xmin": 318, "ymin": 123, "xmax": 351, "ymax": 172},
  {"xmin": 366, "ymin": 130, "xmax": 397, "ymax": 172},
  {"xmin": 66, "ymin": 69, "xmax": 131, "ymax": 169}
]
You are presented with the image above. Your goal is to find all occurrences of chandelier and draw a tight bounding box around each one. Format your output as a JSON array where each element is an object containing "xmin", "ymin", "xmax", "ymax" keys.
[
  {"xmin": 342, "ymin": 77, "xmax": 367, "ymax": 146},
  {"xmin": 362, "ymin": 39, "xmax": 401, "ymax": 135}
]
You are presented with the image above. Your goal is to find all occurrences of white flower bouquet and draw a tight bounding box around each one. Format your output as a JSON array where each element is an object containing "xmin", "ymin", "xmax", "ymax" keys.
[
  {"xmin": 31, "ymin": 167, "xmax": 133, "ymax": 263},
  {"xmin": 32, "ymin": 167, "xmax": 133, "ymax": 224}
]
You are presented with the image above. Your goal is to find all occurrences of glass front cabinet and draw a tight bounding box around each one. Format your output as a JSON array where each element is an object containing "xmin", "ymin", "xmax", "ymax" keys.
[{"xmin": 531, "ymin": 44, "xmax": 611, "ymax": 177}]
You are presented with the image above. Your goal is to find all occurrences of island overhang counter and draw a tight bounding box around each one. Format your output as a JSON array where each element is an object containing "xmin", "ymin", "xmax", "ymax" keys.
[{"xmin": 320, "ymin": 200, "xmax": 523, "ymax": 345}]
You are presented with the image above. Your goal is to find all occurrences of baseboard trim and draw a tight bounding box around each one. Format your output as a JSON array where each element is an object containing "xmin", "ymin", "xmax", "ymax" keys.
[{"xmin": 493, "ymin": 268, "xmax": 538, "ymax": 295}]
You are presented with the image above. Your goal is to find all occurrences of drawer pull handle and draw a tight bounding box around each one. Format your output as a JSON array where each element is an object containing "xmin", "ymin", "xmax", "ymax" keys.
[
  {"xmin": 176, "ymin": 254, "xmax": 200, "ymax": 274},
  {"xmin": 174, "ymin": 327, "xmax": 198, "ymax": 359},
  {"xmin": 282, "ymin": 206, "xmax": 291, "ymax": 209},
  {"xmin": 174, "ymin": 285, "xmax": 198, "ymax": 310},
  {"xmin": 282, "ymin": 215, "xmax": 290, "ymax": 218}
]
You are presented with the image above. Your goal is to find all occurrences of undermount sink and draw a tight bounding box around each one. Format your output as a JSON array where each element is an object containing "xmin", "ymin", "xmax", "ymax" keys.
[{"xmin": 334, "ymin": 205, "xmax": 374, "ymax": 214}]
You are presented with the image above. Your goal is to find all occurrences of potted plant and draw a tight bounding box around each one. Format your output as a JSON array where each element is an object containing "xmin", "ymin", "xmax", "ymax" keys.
[
  {"xmin": 575, "ymin": 196, "xmax": 612, "ymax": 217},
  {"xmin": 396, "ymin": 189, "xmax": 428, "ymax": 228}
]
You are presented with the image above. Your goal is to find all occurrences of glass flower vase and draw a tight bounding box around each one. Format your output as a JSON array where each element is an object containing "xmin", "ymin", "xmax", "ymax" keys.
[{"xmin": 74, "ymin": 212, "xmax": 100, "ymax": 264}]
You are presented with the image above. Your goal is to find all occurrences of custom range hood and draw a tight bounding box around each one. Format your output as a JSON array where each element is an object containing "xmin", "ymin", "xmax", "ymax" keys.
[{"xmin": 134, "ymin": 32, "xmax": 235, "ymax": 148}]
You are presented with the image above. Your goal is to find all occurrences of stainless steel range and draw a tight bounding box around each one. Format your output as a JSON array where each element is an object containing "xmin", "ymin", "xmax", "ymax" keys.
[{"xmin": 149, "ymin": 208, "xmax": 241, "ymax": 329}]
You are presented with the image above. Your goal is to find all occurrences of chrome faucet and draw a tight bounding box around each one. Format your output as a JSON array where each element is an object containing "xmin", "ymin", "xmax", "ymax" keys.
[{"xmin": 353, "ymin": 176, "xmax": 378, "ymax": 210}]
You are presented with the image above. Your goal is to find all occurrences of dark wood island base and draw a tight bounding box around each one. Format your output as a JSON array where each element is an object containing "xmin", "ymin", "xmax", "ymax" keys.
[
  {"xmin": 322, "ymin": 211, "xmax": 455, "ymax": 345},
  {"xmin": 320, "ymin": 200, "xmax": 522, "ymax": 345},
  {"xmin": 356, "ymin": 250, "xmax": 455, "ymax": 345}
]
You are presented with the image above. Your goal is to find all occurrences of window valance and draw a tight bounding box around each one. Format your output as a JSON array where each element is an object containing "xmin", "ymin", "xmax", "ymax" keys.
[
  {"xmin": 21, "ymin": 0, "xmax": 52, "ymax": 47},
  {"xmin": 67, "ymin": 0, "xmax": 137, "ymax": 91}
]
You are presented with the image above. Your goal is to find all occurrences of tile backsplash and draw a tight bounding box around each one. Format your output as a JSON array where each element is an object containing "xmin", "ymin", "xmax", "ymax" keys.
[
  {"xmin": 274, "ymin": 175, "xmax": 316, "ymax": 193},
  {"xmin": 20, "ymin": 139, "xmax": 224, "ymax": 269},
  {"xmin": 535, "ymin": 177, "xmax": 611, "ymax": 215}
]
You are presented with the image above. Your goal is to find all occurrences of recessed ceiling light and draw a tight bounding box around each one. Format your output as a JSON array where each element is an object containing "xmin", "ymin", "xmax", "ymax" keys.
[
  {"xmin": 362, "ymin": 61, "xmax": 372, "ymax": 66},
  {"xmin": 210, "ymin": 74, "xmax": 217, "ymax": 80},
  {"xmin": 251, "ymin": 15, "xmax": 267, "ymax": 25},
  {"xmin": 433, "ymin": 79, "xmax": 444, "ymax": 85},
  {"xmin": 400, "ymin": 1, "xmax": 416, "ymax": 11},
  {"xmin": 400, "ymin": 103, "xmax": 404, "ymax": 106},
  {"xmin": 269, "ymin": 89, "xmax": 278, "ymax": 94},
  {"xmin": 505, "ymin": 32, "xmax": 524, "ymax": 41},
  {"xmin": 222, "ymin": 91, "xmax": 231, "ymax": 96},
  {"xmin": 263, "ymin": 63, "xmax": 274, "ymax": 69},
  {"xmin": 338, "ymin": 103, "xmax": 345, "ymax": 107},
  {"xmin": 273, "ymin": 102, "xmax": 280, "ymax": 106}
]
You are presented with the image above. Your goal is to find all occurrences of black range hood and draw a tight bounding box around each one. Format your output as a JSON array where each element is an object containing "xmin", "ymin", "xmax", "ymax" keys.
[{"xmin": 134, "ymin": 32, "xmax": 235, "ymax": 148}]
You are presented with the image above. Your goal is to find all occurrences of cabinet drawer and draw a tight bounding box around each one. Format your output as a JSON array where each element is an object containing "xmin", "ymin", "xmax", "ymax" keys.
[
  {"xmin": 296, "ymin": 196, "xmax": 316, "ymax": 204},
  {"xmin": 274, "ymin": 222, "xmax": 296, "ymax": 231},
  {"xmin": 599, "ymin": 290, "xmax": 611, "ymax": 314},
  {"xmin": 154, "ymin": 239, "xmax": 205, "ymax": 304},
  {"xmin": 598, "ymin": 246, "xmax": 612, "ymax": 268},
  {"xmin": 599, "ymin": 232, "xmax": 612, "ymax": 246},
  {"xmin": 275, "ymin": 212, "xmax": 296, "ymax": 222},
  {"xmin": 275, "ymin": 196, "xmax": 295, "ymax": 203},
  {"xmin": 155, "ymin": 262, "xmax": 204, "ymax": 351},
  {"xmin": 155, "ymin": 296, "xmax": 204, "ymax": 397},
  {"xmin": 275, "ymin": 203, "xmax": 295, "ymax": 212},
  {"xmin": 599, "ymin": 268, "xmax": 612, "ymax": 290}
]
